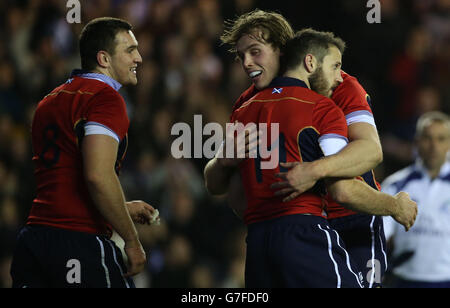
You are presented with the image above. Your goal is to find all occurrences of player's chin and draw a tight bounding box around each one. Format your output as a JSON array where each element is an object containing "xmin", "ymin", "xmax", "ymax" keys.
[
  {"xmin": 254, "ymin": 78, "xmax": 270, "ymax": 90},
  {"xmin": 128, "ymin": 76, "xmax": 138, "ymax": 85}
]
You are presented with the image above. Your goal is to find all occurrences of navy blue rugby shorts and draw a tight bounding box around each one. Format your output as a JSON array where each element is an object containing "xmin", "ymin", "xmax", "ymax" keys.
[
  {"xmin": 10, "ymin": 224, "xmax": 135, "ymax": 288},
  {"xmin": 329, "ymin": 214, "xmax": 387, "ymax": 288},
  {"xmin": 245, "ymin": 214, "xmax": 364, "ymax": 288}
]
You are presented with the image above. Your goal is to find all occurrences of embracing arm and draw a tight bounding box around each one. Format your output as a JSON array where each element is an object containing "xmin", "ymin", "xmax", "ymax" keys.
[
  {"xmin": 326, "ymin": 177, "xmax": 417, "ymax": 231},
  {"xmin": 312, "ymin": 122, "xmax": 382, "ymax": 178},
  {"xmin": 289, "ymin": 122, "xmax": 382, "ymax": 180},
  {"xmin": 275, "ymin": 122, "xmax": 382, "ymax": 199}
]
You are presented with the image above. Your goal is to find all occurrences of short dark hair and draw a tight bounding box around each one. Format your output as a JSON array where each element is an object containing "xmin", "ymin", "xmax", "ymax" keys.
[
  {"xmin": 79, "ymin": 17, "xmax": 133, "ymax": 71},
  {"xmin": 280, "ymin": 28, "xmax": 346, "ymax": 74}
]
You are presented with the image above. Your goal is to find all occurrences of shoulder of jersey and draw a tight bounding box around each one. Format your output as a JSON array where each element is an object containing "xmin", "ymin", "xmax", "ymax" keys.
[
  {"xmin": 337, "ymin": 71, "xmax": 362, "ymax": 90},
  {"xmin": 335, "ymin": 71, "xmax": 351, "ymax": 87},
  {"xmin": 66, "ymin": 76, "xmax": 119, "ymax": 94},
  {"xmin": 232, "ymin": 84, "xmax": 258, "ymax": 112},
  {"xmin": 332, "ymin": 71, "xmax": 369, "ymax": 103},
  {"xmin": 263, "ymin": 84, "xmax": 328, "ymax": 102}
]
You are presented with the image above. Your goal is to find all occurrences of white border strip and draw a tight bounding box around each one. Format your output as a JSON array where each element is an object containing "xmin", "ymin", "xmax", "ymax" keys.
[
  {"xmin": 106, "ymin": 239, "xmax": 131, "ymax": 288},
  {"xmin": 330, "ymin": 227, "xmax": 364, "ymax": 288},
  {"xmin": 368, "ymin": 216, "xmax": 376, "ymax": 288},
  {"xmin": 96, "ymin": 236, "xmax": 111, "ymax": 288},
  {"xmin": 318, "ymin": 224, "xmax": 341, "ymax": 288}
]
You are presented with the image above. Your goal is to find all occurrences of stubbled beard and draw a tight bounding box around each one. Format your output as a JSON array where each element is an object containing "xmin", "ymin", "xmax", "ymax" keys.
[{"xmin": 309, "ymin": 66, "xmax": 331, "ymax": 97}]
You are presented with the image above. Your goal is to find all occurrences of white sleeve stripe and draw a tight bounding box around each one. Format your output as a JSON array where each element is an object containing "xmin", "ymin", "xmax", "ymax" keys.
[
  {"xmin": 84, "ymin": 122, "xmax": 120, "ymax": 143},
  {"xmin": 346, "ymin": 111, "xmax": 376, "ymax": 127},
  {"xmin": 318, "ymin": 135, "xmax": 348, "ymax": 156},
  {"xmin": 86, "ymin": 121, "xmax": 118, "ymax": 136},
  {"xmin": 318, "ymin": 134, "xmax": 348, "ymax": 143}
]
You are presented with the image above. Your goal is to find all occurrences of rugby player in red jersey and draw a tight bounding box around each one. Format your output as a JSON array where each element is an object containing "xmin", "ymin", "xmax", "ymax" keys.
[
  {"xmin": 231, "ymin": 28, "xmax": 416, "ymax": 288},
  {"xmin": 10, "ymin": 17, "xmax": 158, "ymax": 288},
  {"xmin": 274, "ymin": 70, "xmax": 391, "ymax": 287},
  {"xmin": 204, "ymin": 10, "xmax": 417, "ymax": 287}
]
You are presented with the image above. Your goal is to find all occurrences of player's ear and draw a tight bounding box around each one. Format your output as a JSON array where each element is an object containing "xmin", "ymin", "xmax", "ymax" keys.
[
  {"xmin": 304, "ymin": 54, "xmax": 316, "ymax": 73},
  {"xmin": 96, "ymin": 51, "xmax": 110, "ymax": 69}
]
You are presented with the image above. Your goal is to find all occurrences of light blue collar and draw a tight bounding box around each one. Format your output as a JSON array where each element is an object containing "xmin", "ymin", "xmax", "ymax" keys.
[{"xmin": 70, "ymin": 69, "xmax": 122, "ymax": 91}]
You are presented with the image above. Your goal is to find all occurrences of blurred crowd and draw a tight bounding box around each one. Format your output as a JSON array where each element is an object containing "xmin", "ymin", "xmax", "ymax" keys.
[{"xmin": 0, "ymin": 0, "xmax": 448, "ymax": 288}]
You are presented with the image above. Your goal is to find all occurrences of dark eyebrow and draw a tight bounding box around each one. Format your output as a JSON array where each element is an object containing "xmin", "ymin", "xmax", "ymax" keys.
[{"xmin": 127, "ymin": 44, "xmax": 138, "ymax": 51}]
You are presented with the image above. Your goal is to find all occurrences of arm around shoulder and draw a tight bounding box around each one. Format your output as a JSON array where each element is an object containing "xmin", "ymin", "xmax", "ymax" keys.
[{"xmin": 313, "ymin": 122, "xmax": 383, "ymax": 180}]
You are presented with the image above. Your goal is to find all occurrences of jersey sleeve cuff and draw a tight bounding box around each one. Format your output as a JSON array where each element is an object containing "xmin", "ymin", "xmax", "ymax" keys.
[
  {"xmin": 318, "ymin": 134, "xmax": 348, "ymax": 156},
  {"xmin": 346, "ymin": 110, "xmax": 376, "ymax": 127},
  {"xmin": 84, "ymin": 122, "xmax": 120, "ymax": 143}
]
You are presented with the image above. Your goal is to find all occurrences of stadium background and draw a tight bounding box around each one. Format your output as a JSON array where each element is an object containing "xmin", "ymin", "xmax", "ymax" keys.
[{"xmin": 0, "ymin": 0, "xmax": 448, "ymax": 288}]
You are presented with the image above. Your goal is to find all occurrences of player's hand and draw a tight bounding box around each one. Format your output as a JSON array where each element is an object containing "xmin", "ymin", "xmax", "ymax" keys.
[
  {"xmin": 270, "ymin": 161, "xmax": 319, "ymax": 202},
  {"xmin": 392, "ymin": 192, "xmax": 418, "ymax": 231},
  {"xmin": 126, "ymin": 200, "xmax": 160, "ymax": 225},
  {"xmin": 216, "ymin": 121, "xmax": 259, "ymax": 168},
  {"xmin": 123, "ymin": 239, "xmax": 146, "ymax": 277}
]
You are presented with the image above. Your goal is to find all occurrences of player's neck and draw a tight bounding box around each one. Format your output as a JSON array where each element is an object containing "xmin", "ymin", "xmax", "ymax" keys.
[
  {"xmin": 91, "ymin": 67, "xmax": 114, "ymax": 80},
  {"xmin": 283, "ymin": 70, "xmax": 311, "ymax": 89}
]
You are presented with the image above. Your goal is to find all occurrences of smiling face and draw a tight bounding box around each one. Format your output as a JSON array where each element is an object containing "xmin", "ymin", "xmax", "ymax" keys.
[
  {"xmin": 309, "ymin": 45, "xmax": 343, "ymax": 97},
  {"xmin": 108, "ymin": 30, "xmax": 142, "ymax": 86},
  {"xmin": 236, "ymin": 31, "xmax": 281, "ymax": 90}
]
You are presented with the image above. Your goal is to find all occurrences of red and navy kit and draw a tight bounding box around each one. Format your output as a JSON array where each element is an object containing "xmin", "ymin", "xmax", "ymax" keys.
[
  {"xmin": 233, "ymin": 73, "xmax": 382, "ymax": 220},
  {"xmin": 231, "ymin": 83, "xmax": 258, "ymax": 113},
  {"xmin": 28, "ymin": 70, "xmax": 129, "ymax": 236},
  {"xmin": 11, "ymin": 224, "xmax": 134, "ymax": 288},
  {"xmin": 232, "ymin": 77, "xmax": 362, "ymax": 287},
  {"xmin": 329, "ymin": 71, "xmax": 386, "ymax": 288},
  {"xmin": 11, "ymin": 70, "xmax": 134, "ymax": 288},
  {"xmin": 231, "ymin": 77, "xmax": 348, "ymax": 225},
  {"xmin": 327, "ymin": 71, "xmax": 381, "ymax": 219}
]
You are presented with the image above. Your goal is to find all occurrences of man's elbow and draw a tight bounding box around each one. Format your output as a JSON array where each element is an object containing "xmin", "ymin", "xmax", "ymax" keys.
[
  {"xmin": 205, "ymin": 182, "xmax": 227, "ymax": 196},
  {"xmin": 203, "ymin": 158, "xmax": 229, "ymax": 196},
  {"xmin": 204, "ymin": 178, "xmax": 218, "ymax": 195},
  {"xmin": 366, "ymin": 142, "xmax": 383, "ymax": 168},
  {"xmin": 204, "ymin": 170, "xmax": 226, "ymax": 196},
  {"xmin": 84, "ymin": 170, "xmax": 105, "ymax": 188},
  {"xmin": 374, "ymin": 144, "xmax": 383, "ymax": 165}
]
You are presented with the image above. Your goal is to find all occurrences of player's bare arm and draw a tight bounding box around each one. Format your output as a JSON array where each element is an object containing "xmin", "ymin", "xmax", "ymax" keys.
[
  {"xmin": 326, "ymin": 177, "xmax": 418, "ymax": 231},
  {"xmin": 272, "ymin": 116, "xmax": 383, "ymax": 201},
  {"xmin": 82, "ymin": 134, "xmax": 146, "ymax": 277},
  {"xmin": 317, "ymin": 121, "xmax": 382, "ymax": 178},
  {"xmin": 204, "ymin": 158, "xmax": 237, "ymax": 196}
]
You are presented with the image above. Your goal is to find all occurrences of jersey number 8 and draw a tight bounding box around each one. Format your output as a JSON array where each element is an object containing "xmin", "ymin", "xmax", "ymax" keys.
[{"xmin": 40, "ymin": 124, "xmax": 60, "ymax": 168}]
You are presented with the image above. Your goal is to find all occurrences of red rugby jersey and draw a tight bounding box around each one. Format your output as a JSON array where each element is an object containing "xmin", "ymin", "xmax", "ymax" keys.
[
  {"xmin": 232, "ymin": 84, "xmax": 258, "ymax": 113},
  {"xmin": 27, "ymin": 72, "xmax": 129, "ymax": 235},
  {"xmin": 327, "ymin": 71, "xmax": 381, "ymax": 219},
  {"xmin": 231, "ymin": 77, "xmax": 348, "ymax": 225}
]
